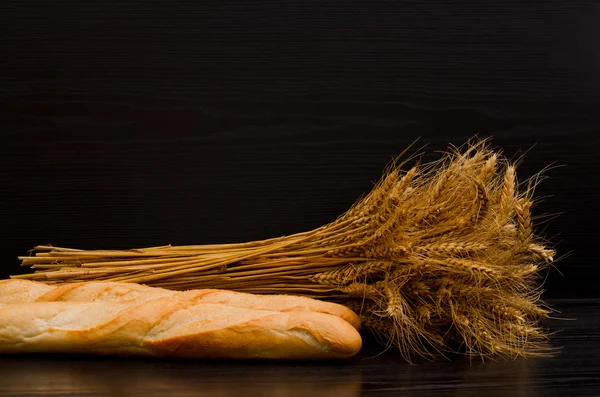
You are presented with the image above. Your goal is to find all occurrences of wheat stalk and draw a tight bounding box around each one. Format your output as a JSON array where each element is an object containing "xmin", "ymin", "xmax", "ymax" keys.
[{"xmin": 12, "ymin": 139, "xmax": 556, "ymax": 361}]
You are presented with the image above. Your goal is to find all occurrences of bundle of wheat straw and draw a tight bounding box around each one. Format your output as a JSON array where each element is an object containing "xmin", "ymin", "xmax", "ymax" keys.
[{"xmin": 13, "ymin": 139, "xmax": 557, "ymax": 361}]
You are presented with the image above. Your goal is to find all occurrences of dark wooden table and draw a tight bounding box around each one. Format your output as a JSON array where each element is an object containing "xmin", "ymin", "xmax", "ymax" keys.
[{"xmin": 1, "ymin": 299, "xmax": 598, "ymax": 397}]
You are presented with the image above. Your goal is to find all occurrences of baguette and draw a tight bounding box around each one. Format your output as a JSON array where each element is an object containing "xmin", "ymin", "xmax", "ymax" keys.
[
  {"xmin": 0, "ymin": 279, "xmax": 360, "ymax": 330},
  {"xmin": 0, "ymin": 299, "xmax": 361, "ymax": 359}
]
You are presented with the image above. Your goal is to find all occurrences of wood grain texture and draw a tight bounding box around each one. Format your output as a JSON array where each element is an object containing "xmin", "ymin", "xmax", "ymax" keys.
[
  {"xmin": 0, "ymin": 299, "xmax": 598, "ymax": 396},
  {"xmin": 1, "ymin": 1, "xmax": 599, "ymax": 297}
]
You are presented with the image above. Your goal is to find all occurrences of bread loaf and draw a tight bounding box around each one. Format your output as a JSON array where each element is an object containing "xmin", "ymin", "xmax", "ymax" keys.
[
  {"xmin": 0, "ymin": 279, "xmax": 360, "ymax": 329},
  {"xmin": 0, "ymin": 299, "xmax": 362, "ymax": 359}
]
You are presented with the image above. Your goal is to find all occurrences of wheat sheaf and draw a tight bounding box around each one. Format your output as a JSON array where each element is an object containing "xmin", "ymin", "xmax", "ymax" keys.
[{"xmin": 14, "ymin": 139, "xmax": 557, "ymax": 361}]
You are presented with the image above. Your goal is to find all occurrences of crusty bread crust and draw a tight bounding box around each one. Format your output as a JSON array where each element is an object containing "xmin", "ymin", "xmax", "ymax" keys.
[
  {"xmin": 0, "ymin": 279, "xmax": 55, "ymax": 304},
  {"xmin": 0, "ymin": 300, "xmax": 361, "ymax": 359},
  {"xmin": 0, "ymin": 279, "xmax": 360, "ymax": 330}
]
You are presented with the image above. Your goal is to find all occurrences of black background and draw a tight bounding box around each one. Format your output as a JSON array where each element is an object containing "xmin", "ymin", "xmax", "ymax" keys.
[{"xmin": 1, "ymin": 1, "xmax": 599, "ymax": 302}]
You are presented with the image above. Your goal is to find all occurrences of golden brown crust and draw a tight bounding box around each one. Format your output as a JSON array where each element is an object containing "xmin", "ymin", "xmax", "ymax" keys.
[
  {"xmin": 0, "ymin": 280, "xmax": 360, "ymax": 330},
  {"xmin": 0, "ymin": 300, "xmax": 361, "ymax": 359},
  {"xmin": 180, "ymin": 289, "xmax": 361, "ymax": 330},
  {"xmin": 0, "ymin": 279, "xmax": 54, "ymax": 304}
]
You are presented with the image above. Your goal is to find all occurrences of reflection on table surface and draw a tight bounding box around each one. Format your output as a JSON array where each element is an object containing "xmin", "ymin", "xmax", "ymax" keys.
[
  {"xmin": 0, "ymin": 301, "xmax": 598, "ymax": 397},
  {"xmin": 0, "ymin": 355, "xmax": 361, "ymax": 397},
  {"xmin": 0, "ymin": 353, "xmax": 537, "ymax": 397}
]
